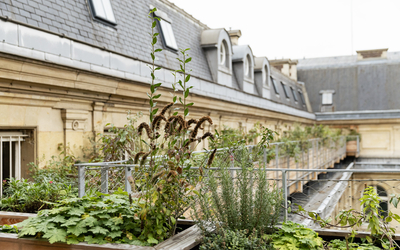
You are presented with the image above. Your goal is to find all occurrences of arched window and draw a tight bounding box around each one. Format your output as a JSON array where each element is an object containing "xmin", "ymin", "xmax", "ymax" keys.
[
  {"xmin": 244, "ymin": 55, "xmax": 251, "ymax": 77},
  {"xmin": 364, "ymin": 185, "xmax": 388, "ymax": 218},
  {"xmin": 220, "ymin": 40, "xmax": 229, "ymax": 67},
  {"xmin": 264, "ymin": 65, "xmax": 269, "ymax": 87}
]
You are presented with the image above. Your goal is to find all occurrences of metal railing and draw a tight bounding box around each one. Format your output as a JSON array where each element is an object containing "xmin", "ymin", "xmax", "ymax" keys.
[{"xmin": 75, "ymin": 136, "xmax": 346, "ymax": 198}]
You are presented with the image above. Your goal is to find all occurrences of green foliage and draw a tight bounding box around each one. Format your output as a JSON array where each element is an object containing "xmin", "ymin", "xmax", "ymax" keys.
[
  {"xmin": 0, "ymin": 178, "xmax": 76, "ymax": 213},
  {"xmin": 269, "ymin": 221, "xmax": 324, "ymax": 250},
  {"xmin": 327, "ymin": 239, "xmax": 380, "ymax": 250},
  {"xmin": 18, "ymin": 189, "xmax": 151, "ymax": 246},
  {"xmin": 346, "ymin": 129, "xmax": 362, "ymax": 142},
  {"xmin": 210, "ymin": 123, "xmax": 264, "ymax": 148},
  {"xmin": 294, "ymin": 186, "xmax": 400, "ymax": 250},
  {"xmin": 0, "ymin": 224, "xmax": 19, "ymax": 234},
  {"xmin": 200, "ymin": 228, "xmax": 273, "ymax": 250},
  {"xmin": 194, "ymin": 127, "xmax": 282, "ymax": 235}
]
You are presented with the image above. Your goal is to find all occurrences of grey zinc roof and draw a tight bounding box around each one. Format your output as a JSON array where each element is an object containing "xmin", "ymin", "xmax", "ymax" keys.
[
  {"xmin": 297, "ymin": 51, "xmax": 400, "ymax": 112},
  {"xmin": 0, "ymin": 0, "xmax": 213, "ymax": 81},
  {"xmin": 0, "ymin": 0, "xmax": 310, "ymax": 112}
]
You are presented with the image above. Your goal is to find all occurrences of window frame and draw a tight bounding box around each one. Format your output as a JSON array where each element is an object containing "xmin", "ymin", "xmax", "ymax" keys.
[
  {"xmin": 281, "ymin": 82, "xmax": 290, "ymax": 99},
  {"xmin": 157, "ymin": 18, "xmax": 178, "ymax": 52},
  {"xmin": 298, "ymin": 91, "xmax": 305, "ymax": 104},
  {"xmin": 271, "ymin": 77, "xmax": 279, "ymax": 94},
  {"xmin": 322, "ymin": 92, "xmax": 333, "ymax": 105},
  {"xmin": 88, "ymin": 0, "xmax": 117, "ymax": 26}
]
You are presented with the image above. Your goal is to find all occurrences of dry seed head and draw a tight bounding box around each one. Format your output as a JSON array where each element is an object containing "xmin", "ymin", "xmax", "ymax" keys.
[
  {"xmin": 140, "ymin": 151, "xmax": 151, "ymax": 166},
  {"xmin": 138, "ymin": 122, "xmax": 153, "ymax": 139},
  {"xmin": 207, "ymin": 148, "xmax": 217, "ymax": 166},
  {"xmin": 134, "ymin": 151, "xmax": 146, "ymax": 164},
  {"xmin": 151, "ymin": 169, "xmax": 166, "ymax": 183},
  {"xmin": 160, "ymin": 102, "xmax": 174, "ymax": 116},
  {"xmin": 191, "ymin": 116, "xmax": 212, "ymax": 139}
]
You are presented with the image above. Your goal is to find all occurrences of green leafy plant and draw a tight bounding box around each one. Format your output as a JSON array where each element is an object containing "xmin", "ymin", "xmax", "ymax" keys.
[
  {"xmin": 200, "ymin": 228, "xmax": 273, "ymax": 250},
  {"xmin": 269, "ymin": 221, "xmax": 324, "ymax": 250},
  {"xmin": 17, "ymin": 189, "xmax": 149, "ymax": 245},
  {"xmin": 346, "ymin": 129, "xmax": 362, "ymax": 142},
  {"xmin": 327, "ymin": 239, "xmax": 380, "ymax": 250},
  {"xmin": 194, "ymin": 126, "xmax": 282, "ymax": 235},
  {"xmin": 0, "ymin": 178, "xmax": 76, "ymax": 213},
  {"xmin": 0, "ymin": 224, "xmax": 19, "ymax": 234}
]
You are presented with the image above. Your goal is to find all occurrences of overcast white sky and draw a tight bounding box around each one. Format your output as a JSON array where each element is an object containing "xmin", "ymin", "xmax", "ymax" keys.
[{"xmin": 168, "ymin": 0, "xmax": 400, "ymax": 60}]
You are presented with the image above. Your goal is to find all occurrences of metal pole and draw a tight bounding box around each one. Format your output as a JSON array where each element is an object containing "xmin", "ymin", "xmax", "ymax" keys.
[
  {"xmin": 230, "ymin": 151, "xmax": 234, "ymax": 179},
  {"xmin": 101, "ymin": 165, "xmax": 109, "ymax": 194},
  {"xmin": 125, "ymin": 166, "xmax": 132, "ymax": 194},
  {"xmin": 0, "ymin": 136, "xmax": 2, "ymax": 198},
  {"xmin": 275, "ymin": 144, "xmax": 279, "ymax": 180},
  {"xmin": 9, "ymin": 136, "xmax": 12, "ymax": 179},
  {"xmin": 356, "ymin": 136, "xmax": 360, "ymax": 155},
  {"xmin": 78, "ymin": 166, "xmax": 85, "ymax": 198},
  {"xmin": 18, "ymin": 136, "xmax": 21, "ymax": 180},
  {"xmin": 282, "ymin": 169, "xmax": 288, "ymax": 222}
]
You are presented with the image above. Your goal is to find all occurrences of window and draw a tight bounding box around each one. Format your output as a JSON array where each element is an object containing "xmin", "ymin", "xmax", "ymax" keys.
[
  {"xmin": 159, "ymin": 19, "xmax": 178, "ymax": 51},
  {"xmin": 298, "ymin": 91, "xmax": 305, "ymax": 104},
  {"xmin": 244, "ymin": 55, "xmax": 251, "ymax": 77},
  {"xmin": 364, "ymin": 186, "xmax": 388, "ymax": 218},
  {"xmin": 281, "ymin": 82, "xmax": 290, "ymax": 98},
  {"xmin": 290, "ymin": 87, "xmax": 298, "ymax": 102},
  {"xmin": 220, "ymin": 40, "xmax": 229, "ymax": 68},
  {"xmin": 322, "ymin": 92, "xmax": 333, "ymax": 105},
  {"xmin": 271, "ymin": 77, "xmax": 279, "ymax": 94},
  {"xmin": 89, "ymin": 0, "xmax": 116, "ymax": 25},
  {"xmin": 264, "ymin": 66, "xmax": 269, "ymax": 87}
]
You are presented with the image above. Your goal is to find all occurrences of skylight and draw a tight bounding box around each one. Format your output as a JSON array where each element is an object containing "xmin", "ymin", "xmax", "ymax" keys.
[
  {"xmin": 159, "ymin": 19, "xmax": 178, "ymax": 50},
  {"xmin": 290, "ymin": 87, "xmax": 298, "ymax": 102},
  {"xmin": 281, "ymin": 82, "xmax": 290, "ymax": 98},
  {"xmin": 271, "ymin": 77, "xmax": 279, "ymax": 94},
  {"xmin": 89, "ymin": 0, "xmax": 116, "ymax": 24}
]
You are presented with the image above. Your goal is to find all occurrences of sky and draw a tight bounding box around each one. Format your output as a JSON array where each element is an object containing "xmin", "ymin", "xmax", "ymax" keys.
[{"xmin": 168, "ymin": 0, "xmax": 400, "ymax": 60}]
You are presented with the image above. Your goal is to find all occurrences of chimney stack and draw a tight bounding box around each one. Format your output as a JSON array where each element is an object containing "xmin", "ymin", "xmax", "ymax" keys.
[{"xmin": 228, "ymin": 29, "xmax": 242, "ymax": 46}]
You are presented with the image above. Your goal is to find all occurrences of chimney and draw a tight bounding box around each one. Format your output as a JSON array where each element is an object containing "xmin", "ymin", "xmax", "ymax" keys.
[
  {"xmin": 228, "ymin": 29, "xmax": 242, "ymax": 46},
  {"xmin": 356, "ymin": 48, "xmax": 388, "ymax": 60}
]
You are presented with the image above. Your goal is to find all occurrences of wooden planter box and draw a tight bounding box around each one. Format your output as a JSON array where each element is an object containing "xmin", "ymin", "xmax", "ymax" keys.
[
  {"xmin": 346, "ymin": 141, "xmax": 358, "ymax": 156},
  {"xmin": 0, "ymin": 216, "xmax": 201, "ymax": 250},
  {"xmin": 0, "ymin": 211, "xmax": 36, "ymax": 226}
]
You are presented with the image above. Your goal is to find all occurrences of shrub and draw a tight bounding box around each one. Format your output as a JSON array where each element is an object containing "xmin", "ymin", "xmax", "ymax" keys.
[
  {"xmin": 18, "ymin": 189, "xmax": 150, "ymax": 245},
  {"xmin": 327, "ymin": 239, "xmax": 380, "ymax": 250},
  {"xmin": 0, "ymin": 178, "xmax": 76, "ymax": 213}
]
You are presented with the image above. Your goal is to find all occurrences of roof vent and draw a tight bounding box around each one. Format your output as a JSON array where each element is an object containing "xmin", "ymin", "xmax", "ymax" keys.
[
  {"xmin": 356, "ymin": 48, "xmax": 388, "ymax": 60},
  {"xmin": 227, "ymin": 29, "xmax": 242, "ymax": 46}
]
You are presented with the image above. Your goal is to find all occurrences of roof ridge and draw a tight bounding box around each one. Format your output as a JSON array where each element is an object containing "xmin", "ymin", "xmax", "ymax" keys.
[{"xmin": 158, "ymin": 0, "xmax": 210, "ymax": 29}]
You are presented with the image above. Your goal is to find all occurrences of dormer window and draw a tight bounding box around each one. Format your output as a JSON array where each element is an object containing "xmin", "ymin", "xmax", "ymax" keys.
[
  {"xmin": 159, "ymin": 19, "xmax": 178, "ymax": 51},
  {"xmin": 220, "ymin": 40, "xmax": 229, "ymax": 67},
  {"xmin": 88, "ymin": 0, "xmax": 117, "ymax": 25}
]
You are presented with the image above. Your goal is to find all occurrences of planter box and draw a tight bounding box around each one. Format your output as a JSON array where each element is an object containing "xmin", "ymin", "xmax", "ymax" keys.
[
  {"xmin": 0, "ymin": 220, "xmax": 202, "ymax": 250},
  {"xmin": 0, "ymin": 211, "xmax": 36, "ymax": 226},
  {"xmin": 346, "ymin": 141, "xmax": 358, "ymax": 156}
]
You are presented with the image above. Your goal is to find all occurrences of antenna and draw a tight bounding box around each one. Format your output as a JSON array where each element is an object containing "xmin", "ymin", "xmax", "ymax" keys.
[{"xmin": 350, "ymin": 0, "xmax": 354, "ymax": 55}]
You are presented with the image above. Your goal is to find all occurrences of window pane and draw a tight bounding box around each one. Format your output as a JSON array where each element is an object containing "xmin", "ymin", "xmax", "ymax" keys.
[
  {"xmin": 299, "ymin": 91, "xmax": 305, "ymax": 104},
  {"xmin": 291, "ymin": 87, "xmax": 298, "ymax": 101},
  {"xmin": 322, "ymin": 93, "xmax": 333, "ymax": 105},
  {"xmin": 92, "ymin": 0, "xmax": 107, "ymax": 20},
  {"xmin": 160, "ymin": 20, "xmax": 178, "ymax": 50},
  {"xmin": 102, "ymin": 0, "xmax": 116, "ymax": 23},
  {"xmin": 281, "ymin": 82, "xmax": 290, "ymax": 98}
]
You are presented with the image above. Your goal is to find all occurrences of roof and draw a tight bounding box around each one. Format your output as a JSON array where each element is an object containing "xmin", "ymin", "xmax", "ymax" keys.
[
  {"xmin": 0, "ymin": 0, "xmax": 311, "ymax": 114},
  {"xmin": 0, "ymin": 0, "xmax": 213, "ymax": 81},
  {"xmin": 297, "ymin": 51, "xmax": 400, "ymax": 70}
]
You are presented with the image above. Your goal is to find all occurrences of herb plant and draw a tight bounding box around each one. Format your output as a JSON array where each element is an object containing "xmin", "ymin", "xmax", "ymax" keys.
[{"xmin": 0, "ymin": 178, "xmax": 76, "ymax": 213}]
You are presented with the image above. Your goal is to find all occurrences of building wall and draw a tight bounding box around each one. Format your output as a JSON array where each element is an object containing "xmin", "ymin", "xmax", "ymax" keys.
[{"xmin": 0, "ymin": 54, "xmax": 315, "ymax": 168}]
